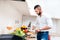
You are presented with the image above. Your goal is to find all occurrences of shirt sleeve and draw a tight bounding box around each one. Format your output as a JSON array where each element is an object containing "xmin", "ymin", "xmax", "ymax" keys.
[
  {"xmin": 46, "ymin": 17, "xmax": 53, "ymax": 28},
  {"xmin": 46, "ymin": 17, "xmax": 56, "ymax": 34}
]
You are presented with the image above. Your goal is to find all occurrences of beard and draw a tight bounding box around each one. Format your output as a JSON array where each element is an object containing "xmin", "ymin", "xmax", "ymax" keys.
[{"xmin": 37, "ymin": 12, "xmax": 41, "ymax": 16}]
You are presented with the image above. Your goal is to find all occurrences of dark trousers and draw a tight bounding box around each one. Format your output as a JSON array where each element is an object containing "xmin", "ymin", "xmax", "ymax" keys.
[{"xmin": 37, "ymin": 31, "xmax": 49, "ymax": 40}]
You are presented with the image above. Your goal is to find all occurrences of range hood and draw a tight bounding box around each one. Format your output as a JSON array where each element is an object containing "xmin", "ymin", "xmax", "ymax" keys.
[
  {"xmin": 0, "ymin": 0, "xmax": 25, "ymax": 1},
  {"xmin": 0, "ymin": 0, "xmax": 37, "ymax": 16},
  {"xmin": 10, "ymin": 1, "xmax": 30, "ymax": 15},
  {"xmin": 13, "ymin": 0, "xmax": 25, "ymax": 1}
]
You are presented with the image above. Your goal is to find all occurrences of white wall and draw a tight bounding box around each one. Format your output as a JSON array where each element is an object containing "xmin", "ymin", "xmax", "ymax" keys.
[
  {"xmin": 0, "ymin": 1, "xmax": 22, "ymax": 34},
  {"xmin": 26, "ymin": 0, "xmax": 60, "ymax": 18},
  {"xmin": 22, "ymin": 15, "xmax": 37, "ymax": 26}
]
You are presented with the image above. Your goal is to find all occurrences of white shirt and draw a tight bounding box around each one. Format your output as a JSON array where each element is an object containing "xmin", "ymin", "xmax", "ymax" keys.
[{"xmin": 34, "ymin": 15, "xmax": 53, "ymax": 32}]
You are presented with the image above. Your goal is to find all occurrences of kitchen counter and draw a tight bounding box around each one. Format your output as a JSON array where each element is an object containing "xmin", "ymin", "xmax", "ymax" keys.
[
  {"xmin": 26, "ymin": 37, "xmax": 37, "ymax": 40},
  {"xmin": 0, "ymin": 34, "xmax": 24, "ymax": 40}
]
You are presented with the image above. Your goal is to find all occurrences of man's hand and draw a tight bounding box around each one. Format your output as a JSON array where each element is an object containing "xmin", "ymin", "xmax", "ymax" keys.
[
  {"xmin": 35, "ymin": 29, "xmax": 41, "ymax": 33},
  {"xmin": 41, "ymin": 26, "xmax": 51, "ymax": 30},
  {"xmin": 32, "ymin": 26, "xmax": 35, "ymax": 30}
]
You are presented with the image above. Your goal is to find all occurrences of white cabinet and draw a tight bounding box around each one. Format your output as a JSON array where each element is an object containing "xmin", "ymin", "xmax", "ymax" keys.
[{"xmin": 52, "ymin": 18, "xmax": 60, "ymax": 36}]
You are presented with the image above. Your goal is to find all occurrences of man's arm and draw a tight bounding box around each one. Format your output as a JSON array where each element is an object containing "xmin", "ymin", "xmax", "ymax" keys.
[
  {"xmin": 41, "ymin": 17, "xmax": 53, "ymax": 30},
  {"xmin": 36, "ymin": 17, "xmax": 53, "ymax": 32},
  {"xmin": 34, "ymin": 26, "xmax": 51, "ymax": 33},
  {"xmin": 40, "ymin": 26, "xmax": 51, "ymax": 30}
]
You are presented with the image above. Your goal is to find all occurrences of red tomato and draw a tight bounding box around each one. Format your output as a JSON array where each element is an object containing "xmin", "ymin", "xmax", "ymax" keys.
[{"xmin": 23, "ymin": 29, "xmax": 28, "ymax": 33}]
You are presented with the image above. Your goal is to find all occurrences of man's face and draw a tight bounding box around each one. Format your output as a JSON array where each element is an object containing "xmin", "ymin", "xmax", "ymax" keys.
[{"xmin": 35, "ymin": 7, "xmax": 42, "ymax": 16}]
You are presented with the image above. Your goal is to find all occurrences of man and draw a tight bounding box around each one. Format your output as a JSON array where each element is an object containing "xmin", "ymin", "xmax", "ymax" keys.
[{"xmin": 33, "ymin": 5, "xmax": 53, "ymax": 40}]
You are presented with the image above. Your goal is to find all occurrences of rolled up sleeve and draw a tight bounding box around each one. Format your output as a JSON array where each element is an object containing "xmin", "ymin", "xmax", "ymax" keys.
[{"xmin": 46, "ymin": 17, "xmax": 53, "ymax": 28}]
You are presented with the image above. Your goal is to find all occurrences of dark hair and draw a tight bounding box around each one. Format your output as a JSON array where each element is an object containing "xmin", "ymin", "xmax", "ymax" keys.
[{"xmin": 34, "ymin": 5, "xmax": 40, "ymax": 9}]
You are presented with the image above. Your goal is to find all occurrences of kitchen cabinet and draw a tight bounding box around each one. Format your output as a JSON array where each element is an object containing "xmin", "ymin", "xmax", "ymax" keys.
[{"xmin": 52, "ymin": 18, "xmax": 60, "ymax": 36}]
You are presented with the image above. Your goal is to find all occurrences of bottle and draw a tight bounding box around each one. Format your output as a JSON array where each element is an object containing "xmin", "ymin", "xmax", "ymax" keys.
[{"xmin": 28, "ymin": 22, "xmax": 31, "ymax": 31}]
